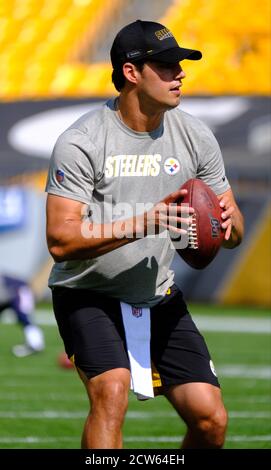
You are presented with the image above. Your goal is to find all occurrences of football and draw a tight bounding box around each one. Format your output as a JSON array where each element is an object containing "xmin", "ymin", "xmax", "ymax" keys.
[{"xmin": 175, "ymin": 178, "xmax": 224, "ymax": 269}]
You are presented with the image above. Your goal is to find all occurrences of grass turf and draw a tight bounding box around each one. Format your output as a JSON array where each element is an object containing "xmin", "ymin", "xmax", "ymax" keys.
[{"xmin": 0, "ymin": 304, "xmax": 270, "ymax": 449}]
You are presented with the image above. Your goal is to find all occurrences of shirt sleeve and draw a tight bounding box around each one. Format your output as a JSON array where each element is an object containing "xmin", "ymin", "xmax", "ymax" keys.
[
  {"xmin": 45, "ymin": 128, "xmax": 97, "ymax": 204},
  {"xmin": 196, "ymin": 122, "xmax": 230, "ymax": 195}
]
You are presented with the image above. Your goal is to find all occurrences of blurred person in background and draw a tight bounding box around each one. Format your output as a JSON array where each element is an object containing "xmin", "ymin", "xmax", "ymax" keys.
[
  {"xmin": 46, "ymin": 20, "xmax": 244, "ymax": 449},
  {"xmin": 0, "ymin": 274, "xmax": 45, "ymax": 357}
]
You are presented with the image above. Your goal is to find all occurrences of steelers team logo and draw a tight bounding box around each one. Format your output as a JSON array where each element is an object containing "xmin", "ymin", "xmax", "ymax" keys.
[{"xmin": 164, "ymin": 158, "xmax": 180, "ymax": 175}]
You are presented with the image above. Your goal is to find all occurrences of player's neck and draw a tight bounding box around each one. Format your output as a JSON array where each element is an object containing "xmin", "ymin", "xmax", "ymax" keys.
[{"xmin": 116, "ymin": 94, "xmax": 164, "ymax": 132}]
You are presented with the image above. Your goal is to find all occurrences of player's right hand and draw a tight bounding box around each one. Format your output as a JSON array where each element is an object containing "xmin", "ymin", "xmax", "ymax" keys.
[{"xmin": 143, "ymin": 188, "xmax": 195, "ymax": 236}]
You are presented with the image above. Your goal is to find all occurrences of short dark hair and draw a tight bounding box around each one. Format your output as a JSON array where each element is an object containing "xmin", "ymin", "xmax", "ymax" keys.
[{"xmin": 112, "ymin": 61, "xmax": 145, "ymax": 92}]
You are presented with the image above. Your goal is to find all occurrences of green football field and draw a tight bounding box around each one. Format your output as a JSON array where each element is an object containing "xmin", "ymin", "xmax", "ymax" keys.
[{"xmin": 0, "ymin": 303, "xmax": 270, "ymax": 449}]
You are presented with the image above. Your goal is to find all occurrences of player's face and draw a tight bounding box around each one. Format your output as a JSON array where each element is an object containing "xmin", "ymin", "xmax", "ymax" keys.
[{"xmin": 136, "ymin": 61, "xmax": 186, "ymax": 110}]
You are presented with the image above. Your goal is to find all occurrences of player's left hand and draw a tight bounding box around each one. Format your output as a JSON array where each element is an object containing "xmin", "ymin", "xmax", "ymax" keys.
[{"xmin": 219, "ymin": 196, "xmax": 235, "ymax": 241}]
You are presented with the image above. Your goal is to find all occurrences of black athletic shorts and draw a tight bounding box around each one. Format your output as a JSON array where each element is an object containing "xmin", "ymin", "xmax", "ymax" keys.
[{"xmin": 52, "ymin": 284, "xmax": 220, "ymax": 389}]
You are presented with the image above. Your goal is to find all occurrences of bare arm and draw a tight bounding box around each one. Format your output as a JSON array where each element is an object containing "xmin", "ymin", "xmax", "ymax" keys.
[
  {"xmin": 218, "ymin": 188, "xmax": 244, "ymax": 248},
  {"xmin": 46, "ymin": 190, "xmax": 193, "ymax": 262}
]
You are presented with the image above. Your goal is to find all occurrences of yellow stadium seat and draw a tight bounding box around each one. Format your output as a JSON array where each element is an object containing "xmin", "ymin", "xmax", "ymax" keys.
[{"xmin": 0, "ymin": 0, "xmax": 269, "ymax": 99}]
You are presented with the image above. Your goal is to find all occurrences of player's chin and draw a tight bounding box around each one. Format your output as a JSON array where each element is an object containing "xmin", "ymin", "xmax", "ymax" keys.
[
  {"xmin": 167, "ymin": 92, "xmax": 181, "ymax": 108},
  {"xmin": 156, "ymin": 94, "xmax": 181, "ymax": 111}
]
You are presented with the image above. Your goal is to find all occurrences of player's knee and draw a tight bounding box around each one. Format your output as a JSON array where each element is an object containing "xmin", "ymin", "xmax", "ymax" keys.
[
  {"xmin": 92, "ymin": 379, "xmax": 129, "ymax": 421},
  {"xmin": 197, "ymin": 407, "xmax": 228, "ymax": 448}
]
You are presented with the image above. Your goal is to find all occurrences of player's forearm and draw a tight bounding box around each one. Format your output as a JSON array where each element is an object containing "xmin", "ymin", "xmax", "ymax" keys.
[
  {"xmin": 47, "ymin": 216, "xmax": 143, "ymax": 262},
  {"xmin": 46, "ymin": 188, "xmax": 191, "ymax": 262}
]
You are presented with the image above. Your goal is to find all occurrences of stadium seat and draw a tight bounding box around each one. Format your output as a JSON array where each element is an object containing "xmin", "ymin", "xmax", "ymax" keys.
[{"xmin": 0, "ymin": 0, "xmax": 270, "ymax": 99}]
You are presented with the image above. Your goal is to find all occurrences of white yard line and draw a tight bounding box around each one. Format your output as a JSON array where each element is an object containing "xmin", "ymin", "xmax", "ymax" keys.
[
  {"xmin": 37, "ymin": 311, "xmax": 271, "ymax": 333},
  {"xmin": 1, "ymin": 310, "xmax": 270, "ymax": 333},
  {"xmin": 0, "ymin": 393, "xmax": 270, "ymax": 404},
  {"xmin": 1, "ymin": 365, "xmax": 270, "ymax": 379},
  {"xmin": 0, "ymin": 410, "xmax": 270, "ymax": 419},
  {"xmin": 0, "ymin": 393, "xmax": 86, "ymax": 401},
  {"xmin": 125, "ymin": 435, "xmax": 271, "ymax": 443},
  {"xmin": 0, "ymin": 435, "xmax": 270, "ymax": 444},
  {"xmin": 192, "ymin": 315, "xmax": 271, "ymax": 333},
  {"xmin": 218, "ymin": 365, "xmax": 271, "ymax": 379}
]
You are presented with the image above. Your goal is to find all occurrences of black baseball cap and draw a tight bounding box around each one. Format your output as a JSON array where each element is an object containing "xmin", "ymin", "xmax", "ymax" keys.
[{"xmin": 110, "ymin": 20, "xmax": 202, "ymax": 68}]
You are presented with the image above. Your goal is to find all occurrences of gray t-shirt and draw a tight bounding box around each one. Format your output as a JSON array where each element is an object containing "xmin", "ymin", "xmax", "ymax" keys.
[{"xmin": 45, "ymin": 98, "xmax": 230, "ymax": 307}]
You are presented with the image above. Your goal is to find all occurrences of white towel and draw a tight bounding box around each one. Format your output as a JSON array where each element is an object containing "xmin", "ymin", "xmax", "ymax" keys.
[{"xmin": 120, "ymin": 302, "xmax": 154, "ymax": 400}]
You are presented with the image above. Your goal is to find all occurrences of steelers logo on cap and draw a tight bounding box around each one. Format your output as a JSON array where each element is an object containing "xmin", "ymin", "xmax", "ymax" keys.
[{"xmin": 164, "ymin": 158, "xmax": 180, "ymax": 175}]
